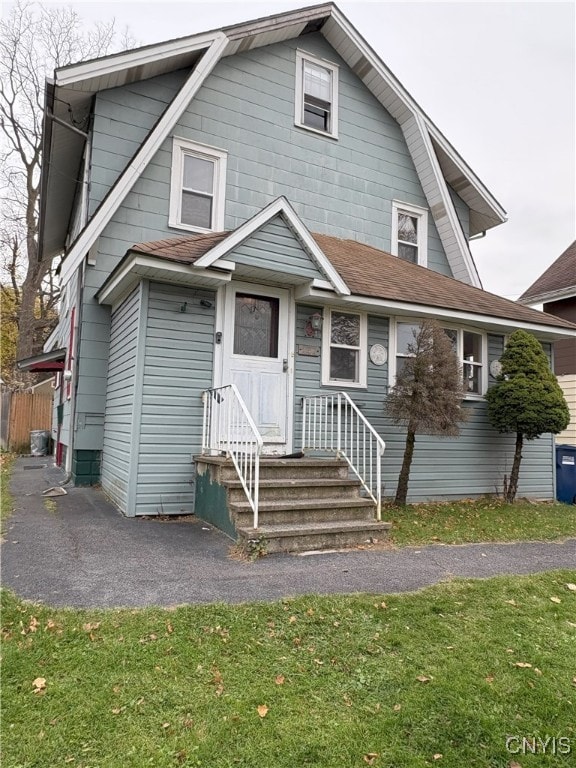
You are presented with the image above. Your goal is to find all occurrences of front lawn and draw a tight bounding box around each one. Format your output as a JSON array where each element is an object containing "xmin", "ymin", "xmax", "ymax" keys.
[
  {"xmin": 385, "ymin": 498, "xmax": 576, "ymax": 548},
  {"xmin": 2, "ymin": 571, "xmax": 576, "ymax": 767},
  {"xmin": 0, "ymin": 452, "xmax": 15, "ymax": 534}
]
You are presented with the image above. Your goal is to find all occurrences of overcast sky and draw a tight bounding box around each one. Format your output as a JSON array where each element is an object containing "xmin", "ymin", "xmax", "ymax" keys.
[{"xmin": 30, "ymin": 0, "xmax": 576, "ymax": 299}]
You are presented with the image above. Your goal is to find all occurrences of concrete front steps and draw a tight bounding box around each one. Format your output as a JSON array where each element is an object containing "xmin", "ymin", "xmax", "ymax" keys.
[{"xmin": 199, "ymin": 456, "xmax": 391, "ymax": 554}]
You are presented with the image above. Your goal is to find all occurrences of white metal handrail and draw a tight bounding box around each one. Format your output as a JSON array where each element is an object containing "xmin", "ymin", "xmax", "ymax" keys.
[
  {"xmin": 301, "ymin": 392, "xmax": 386, "ymax": 519},
  {"xmin": 201, "ymin": 385, "xmax": 263, "ymax": 528}
]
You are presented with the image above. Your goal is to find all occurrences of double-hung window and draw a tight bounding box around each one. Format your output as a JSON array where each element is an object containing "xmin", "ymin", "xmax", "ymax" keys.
[
  {"xmin": 391, "ymin": 201, "xmax": 428, "ymax": 266},
  {"xmin": 295, "ymin": 50, "xmax": 339, "ymax": 138},
  {"xmin": 322, "ymin": 309, "xmax": 367, "ymax": 387},
  {"xmin": 391, "ymin": 320, "xmax": 486, "ymax": 397},
  {"xmin": 169, "ymin": 137, "xmax": 227, "ymax": 232}
]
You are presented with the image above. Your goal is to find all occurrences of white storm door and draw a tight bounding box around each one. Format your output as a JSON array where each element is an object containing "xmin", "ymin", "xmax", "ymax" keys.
[{"xmin": 222, "ymin": 284, "xmax": 290, "ymax": 449}]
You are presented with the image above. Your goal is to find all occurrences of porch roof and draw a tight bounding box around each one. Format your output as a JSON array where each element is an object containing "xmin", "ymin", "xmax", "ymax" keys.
[{"xmin": 125, "ymin": 232, "xmax": 576, "ymax": 335}]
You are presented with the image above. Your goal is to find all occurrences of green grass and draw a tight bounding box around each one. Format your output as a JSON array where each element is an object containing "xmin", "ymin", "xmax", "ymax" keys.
[
  {"xmin": 2, "ymin": 571, "xmax": 576, "ymax": 767},
  {"xmin": 0, "ymin": 452, "xmax": 15, "ymax": 534},
  {"xmin": 385, "ymin": 498, "xmax": 576, "ymax": 548}
]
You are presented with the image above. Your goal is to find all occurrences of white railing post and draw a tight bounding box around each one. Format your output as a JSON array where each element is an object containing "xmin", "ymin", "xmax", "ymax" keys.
[
  {"xmin": 201, "ymin": 385, "xmax": 263, "ymax": 529},
  {"xmin": 301, "ymin": 391, "xmax": 385, "ymax": 519}
]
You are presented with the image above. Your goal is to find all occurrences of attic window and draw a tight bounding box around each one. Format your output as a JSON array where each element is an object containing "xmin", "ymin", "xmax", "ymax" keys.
[
  {"xmin": 391, "ymin": 201, "xmax": 428, "ymax": 267},
  {"xmin": 169, "ymin": 137, "xmax": 227, "ymax": 233},
  {"xmin": 295, "ymin": 50, "xmax": 339, "ymax": 138}
]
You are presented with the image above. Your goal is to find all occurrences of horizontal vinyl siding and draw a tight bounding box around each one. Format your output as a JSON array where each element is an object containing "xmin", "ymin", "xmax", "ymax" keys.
[
  {"xmin": 101, "ymin": 287, "xmax": 140, "ymax": 512},
  {"xmin": 89, "ymin": 71, "xmax": 189, "ymax": 216},
  {"xmin": 87, "ymin": 33, "xmax": 454, "ymax": 291},
  {"xmin": 135, "ymin": 283, "xmax": 215, "ymax": 516},
  {"xmin": 557, "ymin": 374, "xmax": 576, "ymax": 445},
  {"xmin": 231, "ymin": 216, "xmax": 324, "ymax": 281},
  {"xmin": 293, "ymin": 306, "xmax": 556, "ymax": 501}
]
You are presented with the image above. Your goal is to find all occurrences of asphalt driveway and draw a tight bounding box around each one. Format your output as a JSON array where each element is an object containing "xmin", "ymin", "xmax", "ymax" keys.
[{"xmin": 2, "ymin": 457, "xmax": 575, "ymax": 608}]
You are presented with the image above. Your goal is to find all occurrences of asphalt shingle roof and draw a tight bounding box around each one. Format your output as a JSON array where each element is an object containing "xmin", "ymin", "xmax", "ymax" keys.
[
  {"xmin": 130, "ymin": 232, "xmax": 576, "ymax": 330},
  {"xmin": 519, "ymin": 240, "xmax": 576, "ymax": 302}
]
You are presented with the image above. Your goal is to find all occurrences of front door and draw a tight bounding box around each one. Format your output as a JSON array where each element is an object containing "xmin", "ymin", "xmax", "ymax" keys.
[{"xmin": 221, "ymin": 283, "xmax": 291, "ymax": 452}]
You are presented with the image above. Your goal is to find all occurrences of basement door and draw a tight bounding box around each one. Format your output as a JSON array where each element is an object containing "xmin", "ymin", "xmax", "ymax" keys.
[{"xmin": 221, "ymin": 283, "xmax": 291, "ymax": 452}]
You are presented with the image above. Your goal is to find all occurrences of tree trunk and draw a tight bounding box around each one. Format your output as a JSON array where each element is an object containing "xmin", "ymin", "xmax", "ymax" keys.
[
  {"xmin": 395, "ymin": 427, "xmax": 416, "ymax": 505},
  {"xmin": 15, "ymin": 262, "xmax": 44, "ymax": 362},
  {"xmin": 506, "ymin": 432, "xmax": 523, "ymax": 503}
]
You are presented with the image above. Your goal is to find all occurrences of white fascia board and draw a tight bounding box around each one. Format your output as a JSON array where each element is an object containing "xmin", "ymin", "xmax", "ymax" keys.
[
  {"xmin": 59, "ymin": 32, "xmax": 228, "ymax": 286},
  {"xmin": 330, "ymin": 7, "xmax": 504, "ymax": 228},
  {"xmin": 43, "ymin": 324, "xmax": 60, "ymax": 354},
  {"xmin": 518, "ymin": 286, "xmax": 576, "ymax": 307},
  {"xmin": 55, "ymin": 31, "xmax": 221, "ymax": 87},
  {"xmin": 194, "ymin": 196, "xmax": 350, "ymax": 296},
  {"xmin": 414, "ymin": 113, "xmax": 482, "ymax": 288},
  {"xmin": 329, "ymin": 8, "xmax": 418, "ymax": 120},
  {"xmin": 425, "ymin": 121, "xmax": 507, "ymax": 223},
  {"xmin": 301, "ymin": 288, "xmax": 576, "ymax": 340},
  {"xmin": 97, "ymin": 253, "xmax": 231, "ymax": 305}
]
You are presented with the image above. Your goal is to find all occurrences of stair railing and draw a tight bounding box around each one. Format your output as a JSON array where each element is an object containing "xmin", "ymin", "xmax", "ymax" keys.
[
  {"xmin": 201, "ymin": 385, "xmax": 263, "ymax": 528},
  {"xmin": 301, "ymin": 392, "xmax": 385, "ymax": 519}
]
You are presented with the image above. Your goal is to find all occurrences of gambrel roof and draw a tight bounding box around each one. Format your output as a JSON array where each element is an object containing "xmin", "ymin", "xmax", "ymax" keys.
[
  {"xmin": 518, "ymin": 240, "xmax": 576, "ymax": 305},
  {"xmin": 41, "ymin": 3, "xmax": 507, "ymax": 288},
  {"xmin": 97, "ymin": 199, "xmax": 575, "ymax": 341}
]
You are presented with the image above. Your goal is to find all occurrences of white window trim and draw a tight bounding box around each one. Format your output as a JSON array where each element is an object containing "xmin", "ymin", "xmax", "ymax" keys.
[
  {"xmin": 389, "ymin": 318, "xmax": 488, "ymax": 399},
  {"xmin": 391, "ymin": 201, "xmax": 428, "ymax": 267},
  {"xmin": 294, "ymin": 49, "xmax": 339, "ymax": 139},
  {"xmin": 322, "ymin": 308, "xmax": 367, "ymax": 388},
  {"xmin": 169, "ymin": 136, "xmax": 227, "ymax": 233}
]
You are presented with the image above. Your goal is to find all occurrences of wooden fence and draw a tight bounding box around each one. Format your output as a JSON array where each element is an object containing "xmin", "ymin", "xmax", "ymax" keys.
[{"xmin": 2, "ymin": 392, "xmax": 53, "ymax": 453}]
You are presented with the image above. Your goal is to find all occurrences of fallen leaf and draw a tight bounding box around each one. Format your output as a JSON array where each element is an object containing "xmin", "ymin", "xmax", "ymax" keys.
[
  {"xmin": 275, "ymin": 675, "xmax": 285, "ymax": 685},
  {"xmin": 433, "ymin": 754, "xmax": 443, "ymax": 760},
  {"xmin": 509, "ymin": 762, "xmax": 522, "ymax": 768},
  {"xmin": 485, "ymin": 675, "xmax": 495, "ymax": 684},
  {"xmin": 306, "ymin": 608, "xmax": 314, "ymax": 616},
  {"xmin": 363, "ymin": 754, "xmax": 379, "ymax": 765},
  {"xmin": 505, "ymin": 600, "xmax": 517, "ymax": 606},
  {"xmin": 571, "ymin": 677, "xmax": 576, "ymax": 686},
  {"xmin": 257, "ymin": 704, "xmax": 269, "ymax": 718},
  {"xmin": 416, "ymin": 675, "xmax": 432, "ymax": 683},
  {"xmin": 162, "ymin": 722, "xmax": 170, "ymax": 729},
  {"xmin": 32, "ymin": 677, "xmax": 46, "ymax": 693},
  {"xmin": 566, "ymin": 583, "xmax": 576, "ymax": 592},
  {"xmin": 82, "ymin": 622, "xmax": 100, "ymax": 632},
  {"xmin": 514, "ymin": 662, "xmax": 532, "ymax": 668},
  {"xmin": 534, "ymin": 668, "xmax": 542, "ymax": 676},
  {"xmin": 393, "ymin": 703, "xmax": 402, "ymax": 711},
  {"xmin": 289, "ymin": 616, "xmax": 297, "ymax": 624},
  {"xmin": 550, "ymin": 597, "xmax": 561, "ymax": 604}
]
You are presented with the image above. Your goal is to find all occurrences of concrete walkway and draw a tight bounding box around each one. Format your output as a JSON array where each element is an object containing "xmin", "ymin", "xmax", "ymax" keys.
[{"xmin": 2, "ymin": 457, "xmax": 575, "ymax": 608}]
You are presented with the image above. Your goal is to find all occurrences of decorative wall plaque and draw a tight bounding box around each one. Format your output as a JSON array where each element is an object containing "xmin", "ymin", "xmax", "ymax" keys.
[
  {"xmin": 489, "ymin": 359, "xmax": 502, "ymax": 378},
  {"xmin": 298, "ymin": 345, "xmax": 321, "ymax": 357},
  {"xmin": 369, "ymin": 344, "xmax": 387, "ymax": 366}
]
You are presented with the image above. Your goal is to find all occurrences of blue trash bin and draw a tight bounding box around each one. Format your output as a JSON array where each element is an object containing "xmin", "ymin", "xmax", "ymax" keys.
[{"xmin": 556, "ymin": 444, "xmax": 576, "ymax": 504}]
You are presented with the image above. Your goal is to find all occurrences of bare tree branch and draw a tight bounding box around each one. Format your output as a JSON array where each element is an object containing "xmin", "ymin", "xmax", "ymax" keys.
[{"xmin": 0, "ymin": 0, "xmax": 135, "ymax": 383}]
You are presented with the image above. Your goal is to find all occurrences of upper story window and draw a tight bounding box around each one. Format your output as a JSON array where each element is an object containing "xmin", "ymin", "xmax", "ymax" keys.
[
  {"xmin": 391, "ymin": 201, "xmax": 428, "ymax": 267},
  {"xmin": 322, "ymin": 309, "xmax": 367, "ymax": 388},
  {"xmin": 169, "ymin": 137, "xmax": 227, "ymax": 233},
  {"xmin": 391, "ymin": 320, "xmax": 487, "ymax": 397},
  {"xmin": 295, "ymin": 50, "xmax": 339, "ymax": 138}
]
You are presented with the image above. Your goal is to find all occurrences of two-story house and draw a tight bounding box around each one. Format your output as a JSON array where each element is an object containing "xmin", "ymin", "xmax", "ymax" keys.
[
  {"xmin": 21, "ymin": 4, "xmax": 576, "ymax": 550},
  {"xmin": 519, "ymin": 241, "xmax": 576, "ymax": 446}
]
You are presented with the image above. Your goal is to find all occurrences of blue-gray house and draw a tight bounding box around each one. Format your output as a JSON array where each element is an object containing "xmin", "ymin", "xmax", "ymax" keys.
[{"xmin": 32, "ymin": 3, "xmax": 576, "ymax": 550}]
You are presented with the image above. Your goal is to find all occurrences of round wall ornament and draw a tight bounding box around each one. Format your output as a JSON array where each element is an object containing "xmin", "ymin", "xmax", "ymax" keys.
[
  {"xmin": 369, "ymin": 344, "xmax": 387, "ymax": 366},
  {"xmin": 489, "ymin": 359, "xmax": 503, "ymax": 378}
]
